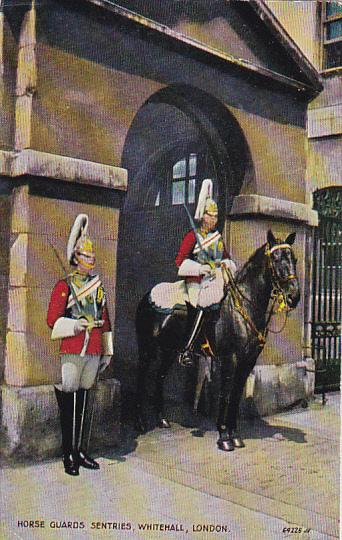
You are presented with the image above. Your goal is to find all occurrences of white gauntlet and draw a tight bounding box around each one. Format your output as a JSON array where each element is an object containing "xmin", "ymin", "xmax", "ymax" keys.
[
  {"xmin": 178, "ymin": 259, "xmax": 202, "ymax": 277},
  {"xmin": 51, "ymin": 317, "xmax": 87, "ymax": 340}
]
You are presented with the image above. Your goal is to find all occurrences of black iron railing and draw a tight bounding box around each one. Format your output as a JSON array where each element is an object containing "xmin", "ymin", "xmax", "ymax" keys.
[{"xmin": 311, "ymin": 188, "xmax": 342, "ymax": 395}]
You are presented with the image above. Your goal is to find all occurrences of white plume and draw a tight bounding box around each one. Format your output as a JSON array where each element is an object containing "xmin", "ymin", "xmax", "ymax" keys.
[
  {"xmin": 195, "ymin": 179, "xmax": 213, "ymax": 220},
  {"xmin": 66, "ymin": 214, "xmax": 89, "ymax": 264}
]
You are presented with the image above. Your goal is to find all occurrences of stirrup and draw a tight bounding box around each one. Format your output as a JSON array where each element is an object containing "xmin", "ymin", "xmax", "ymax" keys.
[{"xmin": 177, "ymin": 350, "xmax": 194, "ymax": 368}]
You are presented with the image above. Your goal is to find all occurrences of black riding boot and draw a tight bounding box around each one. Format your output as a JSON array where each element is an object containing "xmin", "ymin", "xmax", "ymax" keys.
[
  {"xmin": 55, "ymin": 387, "xmax": 79, "ymax": 476},
  {"xmin": 177, "ymin": 306, "xmax": 205, "ymax": 368},
  {"xmin": 76, "ymin": 389, "xmax": 100, "ymax": 470}
]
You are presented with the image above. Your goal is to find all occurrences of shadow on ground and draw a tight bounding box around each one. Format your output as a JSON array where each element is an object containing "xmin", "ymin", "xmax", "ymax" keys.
[
  {"xmin": 189, "ymin": 417, "xmax": 307, "ymax": 444},
  {"xmin": 102, "ymin": 399, "xmax": 307, "ymax": 464}
]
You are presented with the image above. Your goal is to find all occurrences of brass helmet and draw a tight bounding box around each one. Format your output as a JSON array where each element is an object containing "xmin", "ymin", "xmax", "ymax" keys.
[
  {"xmin": 67, "ymin": 214, "xmax": 95, "ymax": 269},
  {"xmin": 194, "ymin": 179, "xmax": 218, "ymax": 220},
  {"xmin": 204, "ymin": 198, "xmax": 218, "ymax": 217}
]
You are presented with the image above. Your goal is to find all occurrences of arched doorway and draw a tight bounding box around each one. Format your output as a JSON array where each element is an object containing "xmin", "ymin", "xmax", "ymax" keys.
[{"xmin": 114, "ymin": 85, "xmax": 251, "ymax": 408}]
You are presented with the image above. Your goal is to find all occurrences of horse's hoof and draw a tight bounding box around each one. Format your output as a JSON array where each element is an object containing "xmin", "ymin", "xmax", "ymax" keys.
[
  {"xmin": 232, "ymin": 436, "xmax": 245, "ymax": 448},
  {"xmin": 217, "ymin": 439, "xmax": 235, "ymax": 452},
  {"xmin": 158, "ymin": 417, "xmax": 171, "ymax": 429}
]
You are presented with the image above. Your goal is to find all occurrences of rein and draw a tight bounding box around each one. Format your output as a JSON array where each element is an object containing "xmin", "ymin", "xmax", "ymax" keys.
[
  {"xmin": 222, "ymin": 264, "xmax": 267, "ymax": 346},
  {"xmin": 222, "ymin": 243, "xmax": 297, "ymax": 347}
]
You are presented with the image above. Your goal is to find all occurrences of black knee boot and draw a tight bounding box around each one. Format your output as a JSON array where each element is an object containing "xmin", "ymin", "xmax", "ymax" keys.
[
  {"xmin": 55, "ymin": 387, "xmax": 79, "ymax": 476},
  {"xmin": 177, "ymin": 305, "xmax": 205, "ymax": 367},
  {"xmin": 76, "ymin": 389, "xmax": 100, "ymax": 470}
]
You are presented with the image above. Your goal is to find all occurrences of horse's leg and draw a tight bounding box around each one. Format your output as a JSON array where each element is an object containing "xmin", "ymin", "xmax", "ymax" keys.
[
  {"xmin": 154, "ymin": 346, "xmax": 174, "ymax": 428},
  {"xmin": 216, "ymin": 352, "xmax": 236, "ymax": 452},
  {"xmin": 135, "ymin": 334, "xmax": 168, "ymax": 432},
  {"xmin": 218, "ymin": 352, "xmax": 258, "ymax": 450},
  {"xmin": 135, "ymin": 342, "xmax": 152, "ymax": 433},
  {"xmin": 136, "ymin": 341, "xmax": 170, "ymax": 431}
]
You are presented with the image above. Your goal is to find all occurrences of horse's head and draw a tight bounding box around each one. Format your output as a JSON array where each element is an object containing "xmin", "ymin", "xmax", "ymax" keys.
[{"xmin": 265, "ymin": 230, "xmax": 300, "ymax": 309}]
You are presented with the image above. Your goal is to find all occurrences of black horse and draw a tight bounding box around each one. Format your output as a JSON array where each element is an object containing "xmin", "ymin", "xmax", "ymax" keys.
[{"xmin": 135, "ymin": 230, "xmax": 300, "ymax": 451}]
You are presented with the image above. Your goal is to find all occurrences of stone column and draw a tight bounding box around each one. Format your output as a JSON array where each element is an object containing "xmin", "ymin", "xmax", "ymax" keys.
[
  {"xmin": 14, "ymin": 0, "xmax": 37, "ymax": 151},
  {"xmin": 0, "ymin": 2, "xmax": 5, "ymax": 108}
]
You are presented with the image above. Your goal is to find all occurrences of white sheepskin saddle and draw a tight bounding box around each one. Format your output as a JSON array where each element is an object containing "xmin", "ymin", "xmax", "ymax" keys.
[
  {"xmin": 149, "ymin": 269, "xmax": 226, "ymax": 313},
  {"xmin": 149, "ymin": 280, "xmax": 189, "ymax": 313}
]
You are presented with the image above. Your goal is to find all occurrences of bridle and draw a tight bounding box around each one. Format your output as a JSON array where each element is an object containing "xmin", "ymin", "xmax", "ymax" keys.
[
  {"xmin": 221, "ymin": 242, "xmax": 298, "ymax": 347},
  {"xmin": 265, "ymin": 243, "xmax": 298, "ymax": 314}
]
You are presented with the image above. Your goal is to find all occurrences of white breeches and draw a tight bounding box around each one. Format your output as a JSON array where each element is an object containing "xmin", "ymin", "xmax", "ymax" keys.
[{"xmin": 59, "ymin": 354, "xmax": 100, "ymax": 392}]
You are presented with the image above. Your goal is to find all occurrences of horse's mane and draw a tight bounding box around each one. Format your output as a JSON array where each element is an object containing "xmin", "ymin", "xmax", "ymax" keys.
[
  {"xmin": 235, "ymin": 243, "xmax": 267, "ymax": 284},
  {"xmin": 235, "ymin": 236, "xmax": 294, "ymax": 284}
]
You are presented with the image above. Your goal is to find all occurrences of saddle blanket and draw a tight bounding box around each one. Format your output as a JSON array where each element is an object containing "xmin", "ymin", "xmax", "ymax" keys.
[{"xmin": 149, "ymin": 269, "xmax": 225, "ymax": 313}]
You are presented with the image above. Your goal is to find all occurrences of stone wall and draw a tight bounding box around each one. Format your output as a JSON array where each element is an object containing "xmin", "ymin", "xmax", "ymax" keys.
[
  {"xmin": 29, "ymin": 1, "xmax": 308, "ymax": 202},
  {"xmin": 0, "ymin": 192, "xmax": 11, "ymax": 382},
  {"xmin": 0, "ymin": 11, "xmax": 17, "ymax": 150},
  {"xmin": 265, "ymin": 1, "xmax": 320, "ymax": 68},
  {"xmin": 0, "ymin": 379, "xmax": 120, "ymax": 462}
]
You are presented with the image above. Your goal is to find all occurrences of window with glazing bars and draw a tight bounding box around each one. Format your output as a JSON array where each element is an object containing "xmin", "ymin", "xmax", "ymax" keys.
[
  {"xmin": 171, "ymin": 154, "xmax": 197, "ymax": 206},
  {"xmin": 322, "ymin": 1, "xmax": 342, "ymax": 69}
]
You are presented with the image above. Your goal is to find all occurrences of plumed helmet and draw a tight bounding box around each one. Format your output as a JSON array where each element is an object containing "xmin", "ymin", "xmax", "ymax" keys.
[
  {"xmin": 194, "ymin": 179, "xmax": 218, "ymax": 220},
  {"xmin": 204, "ymin": 198, "xmax": 218, "ymax": 217},
  {"xmin": 67, "ymin": 214, "xmax": 95, "ymax": 267}
]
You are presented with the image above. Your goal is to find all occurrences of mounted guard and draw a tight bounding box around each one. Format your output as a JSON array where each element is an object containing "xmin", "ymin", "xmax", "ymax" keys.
[
  {"xmin": 175, "ymin": 179, "xmax": 236, "ymax": 367},
  {"xmin": 136, "ymin": 226, "xmax": 300, "ymax": 447},
  {"xmin": 47, "ymin": 214, "xmax": 113, "ymax": 476}
]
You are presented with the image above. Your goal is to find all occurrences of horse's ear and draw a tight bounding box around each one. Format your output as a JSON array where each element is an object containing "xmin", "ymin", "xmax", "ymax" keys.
[
  {"xmin": 285, "ymin": 232, "xmax": 296, "ymax": 245},
  {"xmin": 267, "ymin": 230, "xmax": 277, "ymax": 247}
]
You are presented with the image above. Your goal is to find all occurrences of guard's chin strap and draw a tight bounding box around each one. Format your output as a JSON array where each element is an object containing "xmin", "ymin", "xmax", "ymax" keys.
[{"xmin": 76, "ymin": 258, "xmax": 95, "ymax": 270}]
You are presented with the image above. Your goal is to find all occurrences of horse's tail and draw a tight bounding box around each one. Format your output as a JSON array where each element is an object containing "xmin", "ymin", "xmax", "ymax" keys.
[
  {"xmin": 135, "ymin": 292, "xmax": 155, "ymax": 427},
  {"xmin": 135, "ymin": 291, "xmax": 151, "ymax": 331},
  {"xmin": 135, "ymin": 291, "xmax": 153, "ymax": 358}
]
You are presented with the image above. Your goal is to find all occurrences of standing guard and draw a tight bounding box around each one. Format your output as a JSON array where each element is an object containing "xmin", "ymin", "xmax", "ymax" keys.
[
  {"xmin": 176, "ymin": 179, "xmax": 236, "ymax": 367},
  {"xmin": 47, "ymin": 214, "xmax": 113, "ymax": 476}
]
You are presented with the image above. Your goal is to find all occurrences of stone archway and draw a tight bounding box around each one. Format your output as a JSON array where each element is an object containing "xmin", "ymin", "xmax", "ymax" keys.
[{"xmin": 114, "ymin": 85, "xmax": 252, "ymax": 410}]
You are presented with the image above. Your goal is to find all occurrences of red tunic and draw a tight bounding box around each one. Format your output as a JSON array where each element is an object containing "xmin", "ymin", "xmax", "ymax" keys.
[
  {"xmin": 47, "ymin": 279, "xmax": 111, "ymax": 355},
  {"xmin": 175, "ymin": 230, "xmax": 229, "ymax": 283}
]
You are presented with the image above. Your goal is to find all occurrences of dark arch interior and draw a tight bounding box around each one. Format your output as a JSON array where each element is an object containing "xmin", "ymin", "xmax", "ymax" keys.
[
  {"xmin": 122, "ymin": 84, "xmax": 253, "ymax": 221},
  {"xmin": 114, "ymin": 85, "xmax": 253, "ymax": 414}
]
